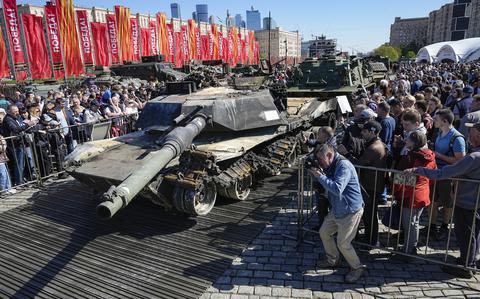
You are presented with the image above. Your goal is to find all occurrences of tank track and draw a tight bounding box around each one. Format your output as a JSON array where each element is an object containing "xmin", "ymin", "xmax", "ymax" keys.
[{"xmin": 163, "ymin": 134, "xmax": 300, "ymax": 215}]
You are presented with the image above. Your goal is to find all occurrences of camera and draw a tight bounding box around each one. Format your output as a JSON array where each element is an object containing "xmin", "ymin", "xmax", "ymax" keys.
[{"xmin": 304, "ymin": 153, "xmax": 320, "ymax": 170}]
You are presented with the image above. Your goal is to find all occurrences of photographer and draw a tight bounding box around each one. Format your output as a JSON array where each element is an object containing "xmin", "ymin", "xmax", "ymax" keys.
[
  {"xmin": 304, "ymin": 126, "xmax": 336, "ymax": 229},
  {"xmin": 308, "ymin": 143, "xmax": 365, "ymax": 283}
]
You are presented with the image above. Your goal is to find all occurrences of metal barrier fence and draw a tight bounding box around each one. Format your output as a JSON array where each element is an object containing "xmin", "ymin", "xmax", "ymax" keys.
[
  {"xmin": 296, "ymin": 155, "xmax": 480, "ymax": 273},
  {"xmin": 0, "ymin": 113, "xmax": 139, "ymax": 192}
]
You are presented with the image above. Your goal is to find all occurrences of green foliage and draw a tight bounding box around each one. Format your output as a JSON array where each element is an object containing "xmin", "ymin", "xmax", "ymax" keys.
[
  {"xmin": 406, "ymin": 51, "xmax": 416, "ymax": 59},
  {"xmin": 374, "ymin": 44, "xmax": 401, "ymax": 61}
]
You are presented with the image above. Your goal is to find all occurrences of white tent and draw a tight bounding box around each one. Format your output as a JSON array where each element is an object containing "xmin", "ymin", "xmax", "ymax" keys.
[
  {"xmin": 436, "ymin": 38, "xmax": 480, "ymax": 63},
  {"xmin": 415, "ymin": 42, "xmax": 450, "ymax": 63},
  {"xmin": 465, "ymin": 47, "xmax": 480, "ymax": 62}
]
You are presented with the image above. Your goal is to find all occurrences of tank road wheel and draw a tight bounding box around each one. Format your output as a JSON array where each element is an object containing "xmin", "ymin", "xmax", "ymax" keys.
[
  {"xmin": 173, "ymin": 180, "xmax": 217, "ymax": 216},
  {"xmin": 223, "ymin": 175, "xmax": 252, "ymax": 201}
]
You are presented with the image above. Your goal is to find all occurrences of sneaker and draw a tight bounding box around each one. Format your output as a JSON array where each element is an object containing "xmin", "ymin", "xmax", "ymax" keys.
[
  {"xmin": 440, "ymin": 264, "xmax": 474, "ymax": 279},
  {"xmin": 316, "ymin": 257, "xmax": 342, "ymax": 269},
  {"xmin": 345, "ymin": 266, "xmax": 366, "ymax": 283}
]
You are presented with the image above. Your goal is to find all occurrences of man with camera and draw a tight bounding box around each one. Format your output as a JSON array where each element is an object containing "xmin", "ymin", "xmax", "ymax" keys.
[{"xmin": 308, "ymin": 143, "xmax": 365, "ymax": 283}]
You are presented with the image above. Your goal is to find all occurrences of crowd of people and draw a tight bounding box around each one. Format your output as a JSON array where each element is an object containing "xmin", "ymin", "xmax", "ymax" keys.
[
  {"xmin": 0, "ymin": 81, "xmax": 159, "ymax": 193},
  {"xmin": 307, "ymin": 61, "xmax": 480, "ymax": 283}
]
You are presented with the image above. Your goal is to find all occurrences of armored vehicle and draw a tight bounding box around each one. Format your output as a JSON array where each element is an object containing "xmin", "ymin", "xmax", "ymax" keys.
[
  {"xmin": 66, "ymin": 86, "xmax": 338, "ymax": 219},
  {"xmin": 111, "ymin": 61, "xmax": 187, "ymax": 82},
  {"xmin": 288, "ymin": 55, "xmax": 377, "ymax": 98}
]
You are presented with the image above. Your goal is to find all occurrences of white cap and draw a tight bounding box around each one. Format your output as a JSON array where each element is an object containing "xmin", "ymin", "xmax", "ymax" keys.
[{"xmin": 0, "ymin": 108, "xmax": 6, "ymax": 114}]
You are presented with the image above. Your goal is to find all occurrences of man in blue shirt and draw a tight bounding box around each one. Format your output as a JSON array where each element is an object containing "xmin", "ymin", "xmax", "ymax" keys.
[
  {"xmin": 376, "ymin": 101, "xmax": 396, "ymax": 151},
  {"xmin": 309, "ymin": 143, "xmax": 365, "ymax": 283},
  {"xmin": 453, "ymin": 86, "xmax": 474, "ymax": 123},
  {"xmin": 430, "ymin": 109, "xmax": 467, "ymax": 240}
]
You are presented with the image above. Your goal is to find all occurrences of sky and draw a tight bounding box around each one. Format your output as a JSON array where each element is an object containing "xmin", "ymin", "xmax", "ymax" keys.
[{"xmin": 21, "ymin": 0, "xmax": 452, "ymax": 52}]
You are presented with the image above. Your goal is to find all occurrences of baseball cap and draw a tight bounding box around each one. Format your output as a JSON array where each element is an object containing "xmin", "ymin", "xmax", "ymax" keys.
[
  {"xmin": 463, "ymin": 85, "xmax": 474, "ymax": 94},
  {"xmin": 0, "ymin": 108, "xmax": 6, "ymax": 114},
  {"xmin": 424, "ymin": 87, "xmax": 434, "ymax": 93},
  {"xmin": 360, "ymin": 108, "xmax": 377, "ymax": 120},
  {"xmin": 361, "ymin": 120, "xmax": 382, "ymax": 134}
]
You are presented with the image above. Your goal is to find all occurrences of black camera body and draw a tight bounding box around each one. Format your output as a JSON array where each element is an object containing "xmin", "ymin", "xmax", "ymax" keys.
[{"xmin": 304, "ymin": 154, "xmax": 320, "ymax": 170}]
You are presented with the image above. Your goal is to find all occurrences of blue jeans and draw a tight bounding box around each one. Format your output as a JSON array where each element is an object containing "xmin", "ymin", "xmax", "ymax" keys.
[
  {"xmin": 0, "ymin": 163, "xmax": 11, "ymax": 190},
  {"xmin": 12, "ymin": 146, "xmax": 25, "ymax": 185},
  {"xmin": 402, "ymin": 207, "xmax": 424, "ymax": 254}
]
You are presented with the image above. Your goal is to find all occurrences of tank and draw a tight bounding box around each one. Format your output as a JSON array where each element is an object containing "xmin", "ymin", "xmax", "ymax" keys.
[
  {"xmin": 66, "ymin": 86, "xmax": 339, "ymax": 219},
  {"xmin": 287, "ymin": 55, "xmax": 376, "ymax": 98},
  {"xmin": 110, "ymin": 61, "xmax": 187, "ymax": 82}
]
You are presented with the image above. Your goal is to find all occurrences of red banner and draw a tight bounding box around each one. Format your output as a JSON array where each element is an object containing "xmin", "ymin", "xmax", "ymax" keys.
[
  {"xmin": 222, "ymin": 33, "xmax": 229, "ymax": 63},
  {"xmin": 106, "ymin": 14, "xmax": 120, "ymax": 64},
  {"xmin": 22, "ymin": 14, "xmax": 52, "ymax": 79},
  {"xmin": 181, "ymin": 25, "xmax": 189, "ymax": 62},
  {"xmin": 149, "ymin": 20, "xmax": 158, "ymax": 55},
  {"xmin": 0, "ymin": 26, "xmax": 10, "ymax": 78},
  {"xmin": 91, "ymin": 22, "xmax": 109, "ymax": 66},
  {"xmin": 201, "ymin": 35, "xmax": 209, "ymax": 61},
  {"xmin": 254, "ymin": 41, "xmax": 259, "ymax": 64},
  {"xmin": 76, "ymin": 10, "xmax": 93, "ymax": 67},
  {"xmin": 56, "ymin": 0, "xmax": 84, "ymax": 76},
  {"xmin": 3, "ymin": 0, "xmax": 27, "ymax": 80},
  {"xmin": 174, "ymin": 31, "xmax": 182, "ymax": 67},
  {"xmin": 236, "ymin": 32, "xmax": 242, "ymax": 65},
  {"xmin": 195, "ymin": 28, "xmax": 201, "ymax": 60},
  {"xmin": 241, "ymin": 39, "xmax": 247, "ymax": 65},
  {"xmin": 166, "ymin": 24, "xmax": 174, "ymax": 63},
  {"xmin": 157, "ymin": 13, "xmax": 168, "ymax": 61},
  {"xmin": 44, "ymin": 4, "xmax": 65, "ymax": 79},
  {"xmin": 218, "ymin": 32, "xmax": 224, "ymax": 61},
  {"xmin": 208, "ymin": 30, "xmax": 214, "ymax": 61},
  {"xmin": 211, "ymin": 25, "xmax": 219, "ymax": 60},
  {"xmin": 140, "ymin": 28, "xmax": 151, "ymax": 57},
  {"xmin": 130, "ymin": 18, "xmax": 140, "ymax": 61}
]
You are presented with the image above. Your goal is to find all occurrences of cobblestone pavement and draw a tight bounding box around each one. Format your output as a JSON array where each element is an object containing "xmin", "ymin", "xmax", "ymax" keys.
[{"xmin": 201, "ymin": 200, "xmax": 480, "ymax": 299}]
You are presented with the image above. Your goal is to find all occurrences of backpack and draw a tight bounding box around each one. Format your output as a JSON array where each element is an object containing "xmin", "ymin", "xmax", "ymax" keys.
[{"xmin": 437, "ymin": 132, "xmax": 467, "ymax": 156}]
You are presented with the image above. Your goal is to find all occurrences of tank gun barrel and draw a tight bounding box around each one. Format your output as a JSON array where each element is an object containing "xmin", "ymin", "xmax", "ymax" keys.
[{"xmin": 96, "ymin": 115, "xmax": 207, "ymax": 219}]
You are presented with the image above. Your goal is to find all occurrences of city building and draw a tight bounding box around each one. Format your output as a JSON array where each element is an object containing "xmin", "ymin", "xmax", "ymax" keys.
[
  {"xmin": 235, "ymin": 14, "xmax": 243, "ymax": 28},
  {"xmin": 255, "ymin": 27, "xmax": 301, "ymax": 64},
  {"xmin": 262, "ymin": 17, "xmax": 277, "ymax": 30},
  {"xmin": 225, "ymin": 10, "xmax": 235, "ymax": 27},
  {"xmin": 170, "ymin": 3, "xmax": 180, "ymax": 19},
  {"xmin": 427, "ymin": 3, "xmax": 453, "ymax": 44},
  {"xmin": 302, "ymin": 35, "xmax": 337, "ymax": 58},
  {"xmin": 396, "ymin": 0, "xmax": 480, "ymax": 47},
  {"xmin": 196, "ymin": 4, "xmax": 208, "ymax": 23},
  {"xmin": 246, "ymin": 6, "xmax": 261, "ymax": 31},
  {"xmin": 389, "ymin": 17, "xmax": 428, "ymax": 47},
  {"xmin": 209, "ymin": 15, "xmax": 215, "ymax": 25},
  {"xmin": 467, "ymin": 0, "xmax": 480, "ymax": 38},
  {"xmin": 192, "ymin": 11, "xmax": 197, "ymax": 22}
]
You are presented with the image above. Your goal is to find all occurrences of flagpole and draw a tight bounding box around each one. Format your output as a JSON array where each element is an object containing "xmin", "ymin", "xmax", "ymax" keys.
[{"xmin": 1, "ymin": 2, "xmax": 16, "ymax": 81}]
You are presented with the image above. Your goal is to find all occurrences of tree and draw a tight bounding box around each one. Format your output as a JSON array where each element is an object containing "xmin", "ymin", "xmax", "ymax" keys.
[
  {"xmin": 374, "ymin": 44, "xmax": 401, "ymax": 61},
  {"xmin": 406, "ymin": 51, "xmax": 416, "ymax": 59}
]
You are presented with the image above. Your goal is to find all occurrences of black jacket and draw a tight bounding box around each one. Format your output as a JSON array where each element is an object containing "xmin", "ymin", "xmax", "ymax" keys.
[{"xmin": 2, "ymin": 114, "xmax": 29, "ymax": 147}]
